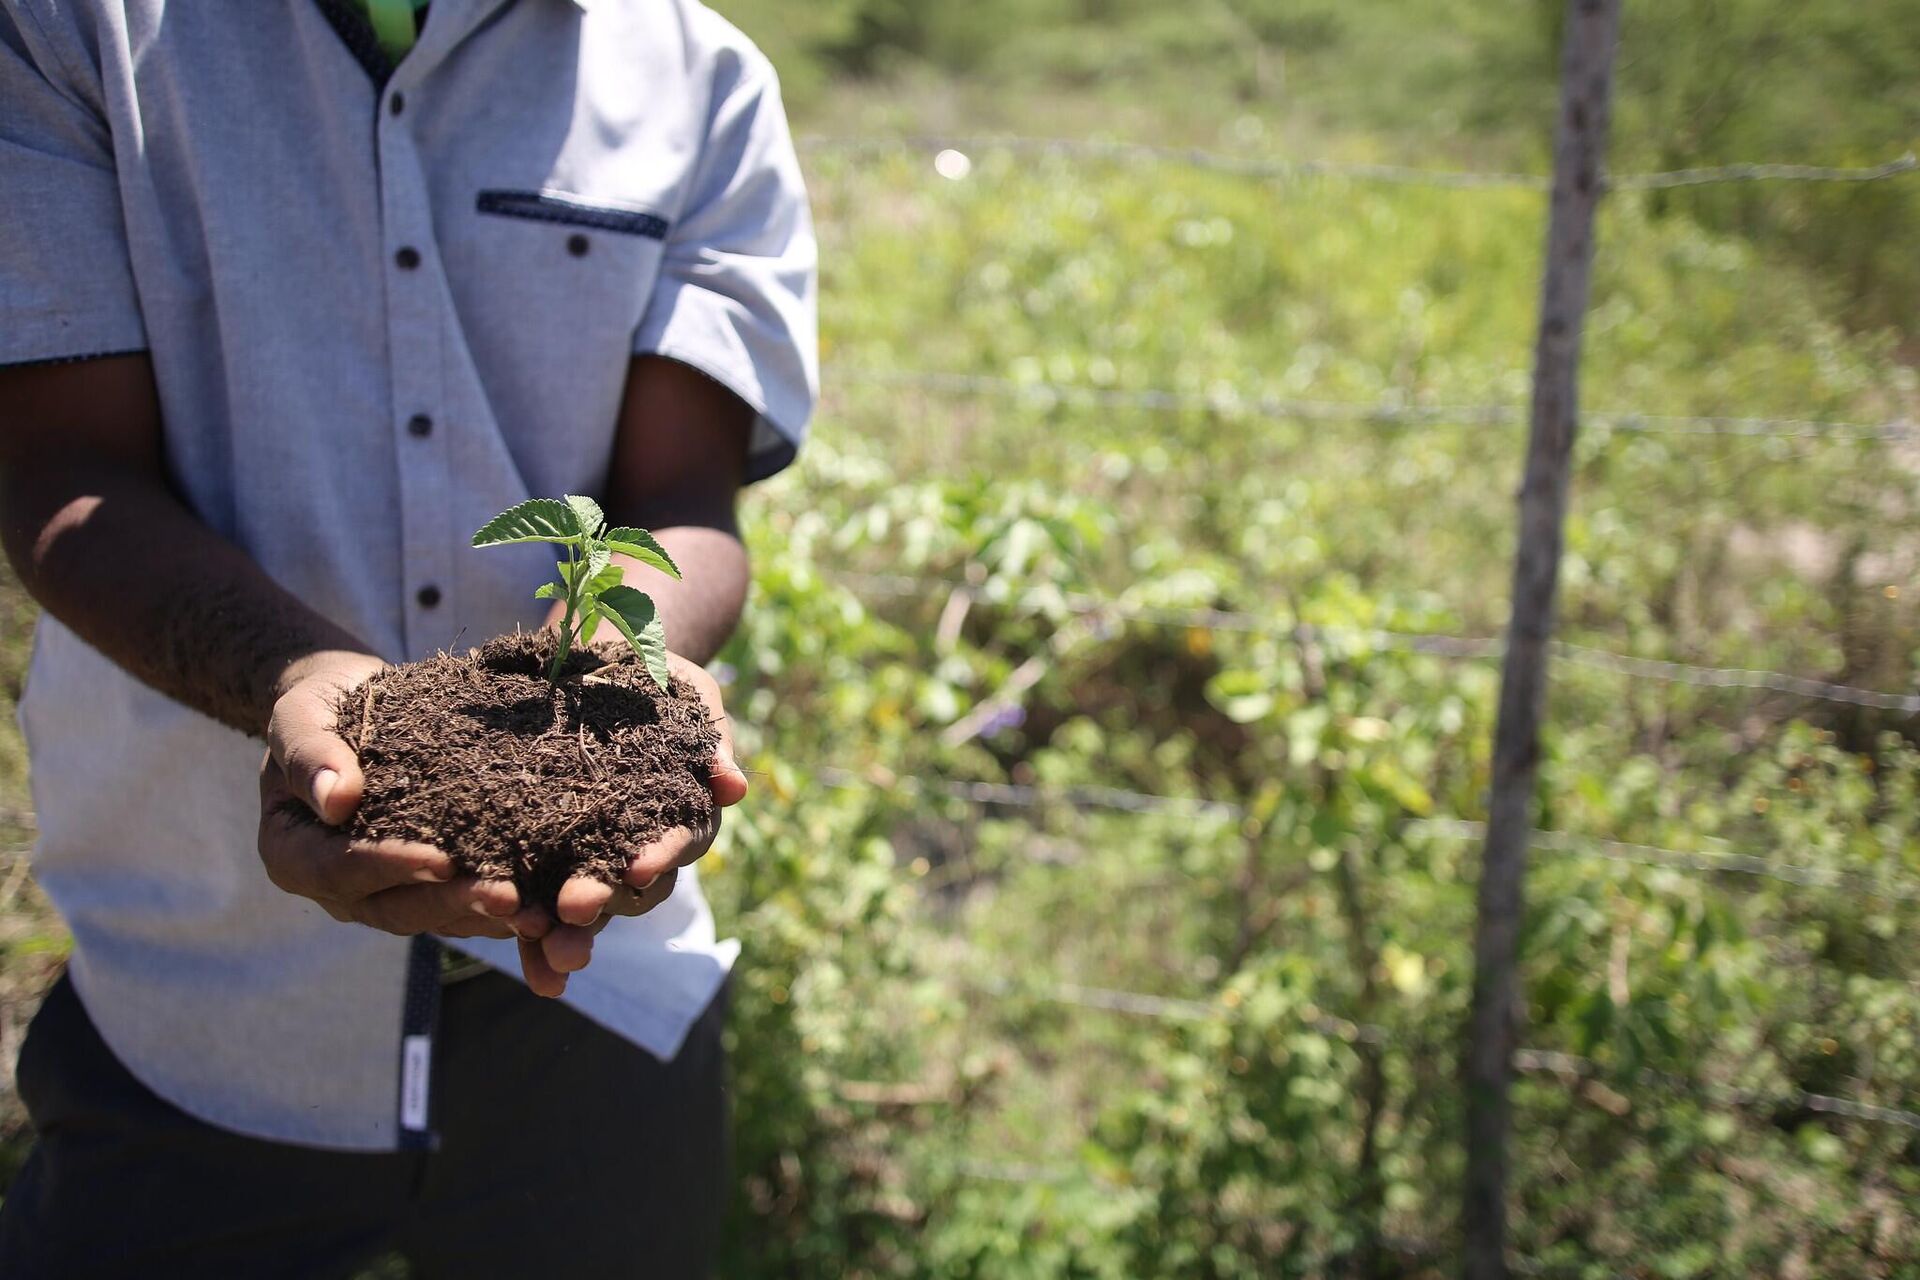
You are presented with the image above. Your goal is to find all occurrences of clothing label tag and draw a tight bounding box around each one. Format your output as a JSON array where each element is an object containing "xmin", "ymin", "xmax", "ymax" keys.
[{"xmin": 400, "ymin": 1034, "xmax": 432, "ymax": 1131}]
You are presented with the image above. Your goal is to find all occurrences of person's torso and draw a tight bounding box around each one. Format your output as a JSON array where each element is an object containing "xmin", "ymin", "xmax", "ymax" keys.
[{"xmin": 19, "ymin": 0, "xmax": 751, "ymax": 1149}]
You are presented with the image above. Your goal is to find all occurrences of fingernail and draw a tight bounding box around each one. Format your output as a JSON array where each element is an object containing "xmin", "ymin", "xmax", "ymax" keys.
[
  {"xmin": 313, "ymin": 768, "xmax": 339, "ymax": 814},
  {"xmin": 413, "ymin": 862, "xmax": 453, "ymax": 883},
  {"xmin": 470, "ymin": 899, "xmax": 496, "ymax": 918}
]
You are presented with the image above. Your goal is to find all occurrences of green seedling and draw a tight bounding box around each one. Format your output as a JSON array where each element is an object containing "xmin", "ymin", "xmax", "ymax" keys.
[{"xmin": 472, "ymin": 495, "xmax": 679, "ymax": 688}]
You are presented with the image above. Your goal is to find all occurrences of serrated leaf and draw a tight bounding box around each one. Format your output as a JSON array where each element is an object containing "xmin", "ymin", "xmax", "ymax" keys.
[
  {"xmin": 580, "ymin": 542, "xmax": 611, "ymax": 590},
  {"xmin": 472, "ymin": 498, "xmax": 581, "ymax": 547},
  {"xmin": 565, "ymin": 494, "xmax": 605, "ymax": 538},
  {"xmin": 533, "ymin": 581, "xmax": 561, "ymax": 600},
  {"xmin": 597, "ymin": 585, "xmax": 672, "ymax": 689},
  {"xmin": 605, "ymin": 527, "xmax": 681, "ymax": 580},
  {"xmin": 634, "ymin": 613, "xmax": 671, "ymax": 689}
]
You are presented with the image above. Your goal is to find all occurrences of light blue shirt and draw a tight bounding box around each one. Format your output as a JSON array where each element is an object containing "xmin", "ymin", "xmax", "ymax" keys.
[{"xmin": 0, "ymin": 0, "xmax": 815, "ymax": 1149}]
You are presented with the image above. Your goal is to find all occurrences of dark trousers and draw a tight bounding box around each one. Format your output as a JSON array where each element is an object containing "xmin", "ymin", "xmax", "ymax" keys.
[{"xmin": 0, "ymin": 969, "xmax": 729, "ymax": 1279}]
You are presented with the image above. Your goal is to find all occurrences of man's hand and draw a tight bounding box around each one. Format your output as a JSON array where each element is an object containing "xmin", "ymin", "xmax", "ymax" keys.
[
  {"xmin": 256, "ymin": 652, "xmax": 523, "ymax": 941},
  {"xmin": 515, "ymin": 652, "xmax": 749, "ymax": 997},
  {"xmin": 255, "ymin": 647, "xmax": 746, "ymax": 995}
]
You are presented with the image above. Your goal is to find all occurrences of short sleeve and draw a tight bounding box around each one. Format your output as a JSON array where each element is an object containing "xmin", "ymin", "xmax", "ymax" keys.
[
  {"xmin": 634, "ymin": 43, "xmax": 817, "ymax": 484},
  {"xmin": 0, "ymin": 10, "xmax": 146, "ymax": 368}
]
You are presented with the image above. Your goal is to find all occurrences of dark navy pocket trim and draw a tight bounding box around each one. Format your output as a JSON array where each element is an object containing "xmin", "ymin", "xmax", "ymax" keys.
[
  {"xmin": 0, "ymin": 347, "xmax": 148, "ymax": 371},
  {"xmin": 476, "ymin": 190, "xmax": 671, "ymax": 240}
]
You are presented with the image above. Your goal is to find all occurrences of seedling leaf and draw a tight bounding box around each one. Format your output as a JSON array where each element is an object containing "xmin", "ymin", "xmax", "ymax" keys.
[
  {"xmin": 474, "ymin": 498, "xmax": 684, "ymax": 687},
  {"xmin": 566, "ymin": 494, "xmax": 606, "ymax": 538},
  {"xmin": 582, "ymin": 563, "xmax": 623, "ymax": 596},
  {"xmin": 473, "ymin": 498, "xmax": 580, "ymax": 547},
  {"xmin": 605, "ymin": 527, "xmax": 682, "ymax": 580},
  {"xmin": 597, "ymin": 585, "xmax": 672, "ymax": 689},
  {"xmin": 582, "ymin": 541, "xmax": 611, "ymax": 584}
]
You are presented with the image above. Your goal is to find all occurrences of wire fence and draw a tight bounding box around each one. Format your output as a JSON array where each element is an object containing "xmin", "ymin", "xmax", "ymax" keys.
[
  {"xmin": 966, "ymin": 984, "xmax": 1920, "ymax": 1133},
  {"xmin": 832, "ymin": 571, "xmax": 1920, "ymax": 715},
  {"xmin": 1413, "ymin": 818, "xmax": 1920, "ymax": 902},
  {"xmin": 813, "ymin": 551, "xmax": 1920, "ymax": 1141},
  {"xmin": 824, "ymin": 367, "xmax": 1917, "ymax": 443},
  {"xmin": 925, "ymin": 969, "xmax": 1920, "ymax": 1137},
  {"xmin": 817, "ymin": 766, "xmax": 1920, "ymax": 904},
  {"xmin": 794, "ymin": 106, "xmax": 1920, "ymax": 1263},
  {"xmin": 799, "ymin": 133, "xmax": 1920, "ymax": 194}
]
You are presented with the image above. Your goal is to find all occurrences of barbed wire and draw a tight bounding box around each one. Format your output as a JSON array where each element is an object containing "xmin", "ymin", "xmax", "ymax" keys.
[
  {"xmin": 818, "ymin": 764, "xmax": 1243, "ymax": 821},
  {"xmin": 800, "ymin": 132, "xmax": 1548, "ymax": 188},
  {"xmin": 971, "ymin": 972, "xmax": 1222, "ymax": 1022},
  {"xmin": 833, "ymin": 572, "xmax": 1920, "ymax": 714},
  {"xmin": 824, "ymin": 368, "xmax": 1915, "ymax": 443},
  {"xmin": 1550, "ymin": 642, "xmax": 1920, "ymax": 712},
  {"xmin": 1511, "ymin": 1048, "xmax": 1920, "ymax": 1131},
  {"xmin": 952, "ymin": 970, "xmax": 1920, "ymax": 1131},
  {"xmin": 799, "ymin": 133, "xmax": 1919, "ymax": 193},
  {"xmin": 803, "ymin": 115, "xmax": 1920, "ymax": 1243},
  {"xmin": 1411, "ymin": 818, "xmax": 1920, "ymax": 903},
  {"xmin": 1617, "ymin": 154, "xmax": 1920, "ymax": 190},
  {"xmin": 817, "ymin": 766, "xmax": 1920, "ymax": 903}
]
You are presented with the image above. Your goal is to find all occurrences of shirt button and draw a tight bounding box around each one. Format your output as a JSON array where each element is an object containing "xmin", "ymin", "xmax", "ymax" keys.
[
  {"xmin": 388, "ymin": 91, "xmax": 405, "ymax": 116},
  {"xmin": 567, "ymin": 233, "xmax": 591, "ymax": 257},
  {"xmin": 416, "ymin": 585, "xmax": 442, "ymax": 608},
  {"xmin": 407, "ymin": 413, "xmax": 433, "ymax": 438},
  {"xmin": 395, "ymin": 246, "xmax": 422, "ymax": 270}
]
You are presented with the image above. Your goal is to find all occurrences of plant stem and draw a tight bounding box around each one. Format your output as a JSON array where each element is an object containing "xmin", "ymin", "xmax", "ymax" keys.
[{"xmin": 548, "ymin": 539, "xmax": 579, "ymax": 682}]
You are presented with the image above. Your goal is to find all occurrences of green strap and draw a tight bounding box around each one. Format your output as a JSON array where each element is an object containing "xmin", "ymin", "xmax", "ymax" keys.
[{"xmin": 362, "ymin": 0, "xmax": 424, "ymax": 63}]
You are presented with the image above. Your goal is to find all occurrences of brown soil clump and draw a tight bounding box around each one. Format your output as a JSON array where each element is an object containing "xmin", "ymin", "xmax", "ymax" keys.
[{"xmin": 336, "ymin": 632, "xmax": 718, "ymax": 913}]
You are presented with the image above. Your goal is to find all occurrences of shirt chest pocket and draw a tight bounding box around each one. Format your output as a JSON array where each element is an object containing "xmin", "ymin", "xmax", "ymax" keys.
[
  {"xmin": 441, "ymin": 189, "xmax": 673, "ymax": 449},
  {"xmin": 459, "ymin": 189, "xmax": 671, "ymax": 332}
]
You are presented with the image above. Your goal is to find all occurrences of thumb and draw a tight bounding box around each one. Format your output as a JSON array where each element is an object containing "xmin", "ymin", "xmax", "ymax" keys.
[
  {"xmin": 709, "ymin": 744, "xmax": 749, "ymax": 808},
  {"xmin": 268, "ymin": 683, "xmax": 366, "ymax": 826},
  {"xmin": 705, "ymin": 698, "xmax": 747, "ymax": 808}
]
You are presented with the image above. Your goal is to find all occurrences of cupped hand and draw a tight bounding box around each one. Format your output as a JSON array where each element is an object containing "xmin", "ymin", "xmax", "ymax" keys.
[
  {"xmin": 513, "ymin": 651, "xmax": 748, "ymax": 997},
  {"xmin": 256, "ymin": 651, "xmax": 524, "ymax": 943}
]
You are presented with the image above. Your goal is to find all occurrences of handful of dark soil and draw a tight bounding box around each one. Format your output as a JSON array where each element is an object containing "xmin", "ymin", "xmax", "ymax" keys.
[{"xmin": 335, "ymin": 632, "xmax": 719, "ymax": 913}]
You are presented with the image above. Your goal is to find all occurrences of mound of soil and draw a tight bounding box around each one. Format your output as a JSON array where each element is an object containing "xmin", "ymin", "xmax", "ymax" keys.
[{"xmin": 335, "ymin": 632, "xmax": 718, "ymax": 913}]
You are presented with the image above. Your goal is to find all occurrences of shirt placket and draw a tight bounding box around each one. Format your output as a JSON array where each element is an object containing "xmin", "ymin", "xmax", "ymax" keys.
[
  {"xmin": 376, "ymin": 64, "xmax": 454, "ymax": 660},
  {"xmin": 374, "ymin": 49, "xmax": 452, "ymax": 1152}
]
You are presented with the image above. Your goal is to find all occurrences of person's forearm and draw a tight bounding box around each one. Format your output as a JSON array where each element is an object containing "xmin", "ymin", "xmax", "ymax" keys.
[{"xmin": 0, "ymin": 466, "xmax": 371, "ymax": 736}]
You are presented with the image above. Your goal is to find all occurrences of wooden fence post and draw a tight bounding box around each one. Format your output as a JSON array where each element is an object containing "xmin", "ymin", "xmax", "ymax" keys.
[{"xmin": 1463, "ymin": 2, "xmax": 1622, "ymax": 1277}]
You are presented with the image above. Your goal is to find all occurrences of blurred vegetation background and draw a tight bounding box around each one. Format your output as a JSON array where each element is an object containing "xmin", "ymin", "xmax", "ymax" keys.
[{"xmin": 3, "ymin": 1, "xmax": 1918, "ymax": 1276}]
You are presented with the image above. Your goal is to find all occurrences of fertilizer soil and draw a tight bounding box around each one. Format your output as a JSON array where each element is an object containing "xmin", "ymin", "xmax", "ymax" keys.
[{"xmin": 336, "ymin": 632, "xmax": 718, "ymax": 913}]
